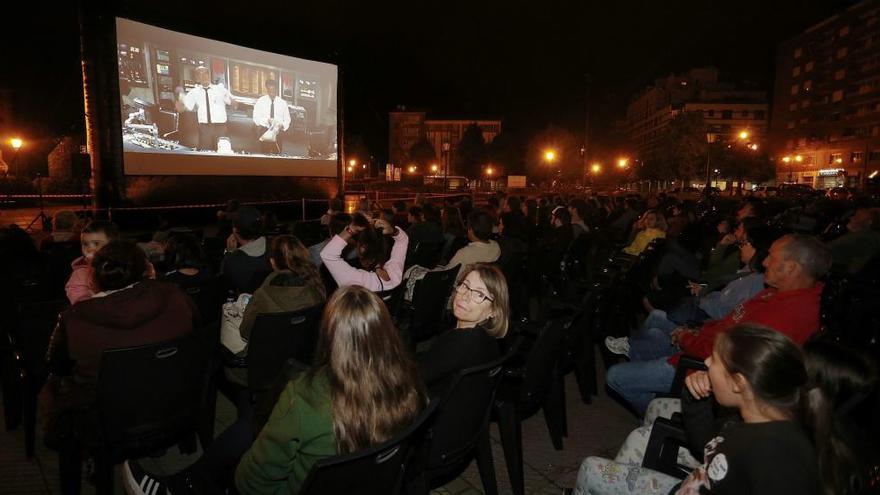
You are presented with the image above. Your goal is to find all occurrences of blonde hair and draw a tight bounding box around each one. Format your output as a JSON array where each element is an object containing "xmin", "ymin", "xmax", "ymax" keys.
[
  {"xmin": 311, "ymin": 286, "xmax": 426, "ymax": 454},
  {"xmin": 455, "ymin": 263, "xmax": 509, "ymax": 338}
]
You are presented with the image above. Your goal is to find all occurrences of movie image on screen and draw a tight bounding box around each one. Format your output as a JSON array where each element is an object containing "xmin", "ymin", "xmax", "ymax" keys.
[{"xmin": 116, "ymin": 17, "xmax": 338, "ymax": 177}]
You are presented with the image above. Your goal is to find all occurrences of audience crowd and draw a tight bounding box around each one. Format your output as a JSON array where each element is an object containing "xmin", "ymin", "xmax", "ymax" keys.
[{"xmin": 1, "ymin": 186, "xmax": 878, "ymax": 495}]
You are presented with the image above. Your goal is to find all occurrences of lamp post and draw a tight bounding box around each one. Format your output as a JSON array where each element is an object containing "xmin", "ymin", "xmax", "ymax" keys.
[
  {"xmin": 442, "ymin": 142, "xmax": 451, "ymax": 193},
  {"xmin": 544, "ymin": 149, "xmax": 557, "ymax": 185},
  {"xmin": 705, "ymin": 133, "xmax": 716, "ymax": 190},
  {"xmin": 10, "ymin": 137, "xmax": 23, "ymax": 178}
]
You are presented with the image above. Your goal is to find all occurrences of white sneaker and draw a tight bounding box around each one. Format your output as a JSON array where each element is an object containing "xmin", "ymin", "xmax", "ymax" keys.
[
  {"xmin": 605, "ymin": 336, "xmax": 630, "ymax": 357},
  {"xmin": 122, "ymin": 460, "xmax": 171, "ymax": 495}
]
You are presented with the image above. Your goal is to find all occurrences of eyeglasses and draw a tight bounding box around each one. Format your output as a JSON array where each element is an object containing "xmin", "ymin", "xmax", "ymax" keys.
[{"xmin": 454, "ymin": 281, "xmax": 494, "ymax": 304}]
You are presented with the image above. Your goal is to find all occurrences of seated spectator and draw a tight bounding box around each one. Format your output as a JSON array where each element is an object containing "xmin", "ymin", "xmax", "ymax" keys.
[
  {"xmin": 406, "ymin": 205, "xmax": 445, "ymax": 257},
  {"xmin": 216, "ymin": 199, "xmax": 240, "ymax": 240},
  {"xmin": 320, "ymin": 215, "xmax": 408, "ymax": 292},
  {"xmin": 609, "ymin": 198, "xmax": 639, "ymax": 241},
  {"xmin": 622, "ymin": 209, "xmax": 667, "ymax": 256},
  {"xmin": 225, "ymin": 235, "xmax": 326, "ymax": 386},
  {"xmin": 700, "ymin": 217, "xmax": 761, "ymax": 292},
  {"xmin": 439, "ymin": 206, "xmax": 467, "ymax": 264},
  {"xmin": 665, "ymin": 203, "xmax": 692, "ymax": 239},
  {"xmin": 445, "ymin": 210, "xmax": 501, "ymax": 278},
  {"xmin": 418, "ymin": 263, "xmax": 508, "ymax": 395},
  {"xmin": 568, "ymin": 199, "xmax": 590, "ymax": 238},
  {"xmin": 125, "ymin": 286, "xmax": 426, "ymax": 495},
  {"xmin": 608, "ymin": 224, "xmax": 780, "ymax": 362},
  {"xmin": 234, "ymin": 286, "xmax": 425, "ymax": 494},
  {"xmin": 221, "ymin": 206, "xmax": 272, "ymax": 295},
  {"xmin": 606, "ymin": 234, "xmax": 831, "ymax": 416},
  {"xmin": 308, "ymin": 212, "xmax": 351, "ymax": 268},
  {"xmin": 579, "ymin": 325, "xmax": 822, "ymax": 494},
  {"xmin": 43, "ymin": 241, "xmax": 197, "ymax": 468},
  {"xmin": 65, "ymin": 220, "xmax": 120, "ymax": 305},
  {"xmin": 162, "ymin": 232, "xmax": 213, "ymax": 291},
  {"xmin": 827, "ymin": 207, "xmax": 880, "ymax": 274},
  {"xmin": 319, "ymin": 197, "xmax": 344, "ymax": 227},
  {"xmin": 392, "ymin": 200, "xmax": 410, "ymax": 230}
]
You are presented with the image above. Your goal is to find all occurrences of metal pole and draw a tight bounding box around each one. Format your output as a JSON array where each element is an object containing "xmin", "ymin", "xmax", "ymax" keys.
[{"xmin": 301, "ymin": 198, "xmax": 306, "ymax": 221}]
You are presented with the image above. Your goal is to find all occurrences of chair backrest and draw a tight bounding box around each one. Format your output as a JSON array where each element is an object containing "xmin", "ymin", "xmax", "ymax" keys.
[
  {"xmin": 409, "ymin": 241, "xmax": 444, "ymax": 269},
  {"xmin": 247, "ymin": 303, "xmax": 325, "ymax": 392},
  {"xmin": 426, "ymin": 338, "xmax": 520, "ymax": 471},
  {"xmin": 408, "ymin": 265, "xmax": 460, "ymax": 342},
  {"xmin": 519, "ymin": 318, "xmax": 569, "ymax": 408},
  {"xmin": 299, "ymin": 400, "xmax": 440, "ymax": 495},
  {"xmin": 96, "ymin": 331, "xmax": 210, "ymax": 455},
  {"xmin": 182, "ymin": 277, "xmax": 223, "ymax": 325}
]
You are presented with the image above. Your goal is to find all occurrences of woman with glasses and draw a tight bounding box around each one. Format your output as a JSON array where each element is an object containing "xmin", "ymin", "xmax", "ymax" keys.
[{"xmin": 417, "ymin": 263, "xmax": 510, "ymax": 396}]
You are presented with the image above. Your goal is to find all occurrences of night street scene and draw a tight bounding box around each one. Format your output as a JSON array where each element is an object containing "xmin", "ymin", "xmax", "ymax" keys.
[{"xmin": 1, "ymin": 1, "xmax": 879, "ymax": 494}]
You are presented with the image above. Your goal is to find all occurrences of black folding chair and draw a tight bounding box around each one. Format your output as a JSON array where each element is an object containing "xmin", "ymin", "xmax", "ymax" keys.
[
  {"xmin": 398, "ymin": 265, "xmax": 460, "ymax": 344},
  {"xmin": 299, "ymin": 400, "xmax": 440, "ymax": 495},
  {"xmin": 73, "ymin": 332, "xmax": 213, "ymax": 494}
]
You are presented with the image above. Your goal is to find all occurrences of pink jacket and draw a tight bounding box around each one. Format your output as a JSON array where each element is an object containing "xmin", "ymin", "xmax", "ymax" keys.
[
  {"xmin": 65, "ymin": 256, "xmax": 95, "ymax": 304},
  {"xmin": 321, "ymin": 229, "xmax": 408, "ymax": 292}
]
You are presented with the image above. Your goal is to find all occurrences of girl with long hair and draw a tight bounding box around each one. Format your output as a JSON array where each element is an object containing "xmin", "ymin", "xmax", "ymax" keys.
[
  {"xmin": 226, "ymin": 235, "xmax": 326, "ymax": 386},
  {"xmin": 578, "ymin": 324, "xmax": 848, "ymax": 495},
  {"xmin": 235, "ymin": 286, "xmax": 426, "ymax": 493}
]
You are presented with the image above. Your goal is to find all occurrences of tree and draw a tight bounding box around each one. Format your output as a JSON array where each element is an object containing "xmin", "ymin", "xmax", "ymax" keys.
[
  {"xmin": 652, "ymin": 112, "xmax": 708, "ymax": 183},
  {"xmin": 716, "ymin": 147, "xmax": 775, "ymax": 189},
  {"xmin": 407, "ymin": 137, "xmax": 437, "ymax": 170},
  {"xmin": 454, "ymin": 123, "xmax": 487, "ymax": 177},
  {"xmin": 487, "ymin": 131, "xmax": 526, "ymax": 176}
]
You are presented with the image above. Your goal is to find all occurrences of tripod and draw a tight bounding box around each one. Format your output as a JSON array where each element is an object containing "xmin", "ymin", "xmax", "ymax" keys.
[{"xmin": 26, "ymin": 173, "xmax": 51, "ymax": 232}]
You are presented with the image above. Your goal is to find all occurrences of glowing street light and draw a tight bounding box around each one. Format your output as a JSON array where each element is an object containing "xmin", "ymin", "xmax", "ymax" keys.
[
  {"xmin": 617, "ymin": 158, "xmax": 629, "ymax": 169},
  {"xmin": 749, "ymin": 143, "xmax": 758, "ymax": 151},
  {"xmin": 782, "ymin": 156, "xmax": 791, "ymax": 163},
  {"xmin": 590, "ymin": 163, "xmax": 601, "ymax": 174},
  {"xmin": 10, "ymin": 138, "xmax": 23, "ymax": 150},
  {"xmin": 795, "ymin": 155, "xmax": 803, "ymax": 163},
  {"xmin": 485, "ymin": 166, "xmax": 494, "ymax": 176},
  {"xmin": 347, "ymin": 166, "xmax": 354, "ymax": 172},
  {"xmin": 348, "ymin": 158, "xmax": 357, "ymax": 167},
  {"xmin": 544, "ymin": 150, "xmax": 556, "ymax": 163},
  {"xmin": 408, "ymin": 165, "xmax": 417, "ymax": 173},
  {"xmin": 430, "ymin": 164, "xmax": 438, "ymax": 173},
  {"xmin": 738, "ymin": 130, "xmax": 750, "ymax": 140}
]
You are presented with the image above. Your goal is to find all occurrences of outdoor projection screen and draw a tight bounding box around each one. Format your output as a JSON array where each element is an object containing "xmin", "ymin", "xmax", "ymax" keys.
[{"xmin": 115, "ymin": 18, "xmax": 338, "ymax": 177}]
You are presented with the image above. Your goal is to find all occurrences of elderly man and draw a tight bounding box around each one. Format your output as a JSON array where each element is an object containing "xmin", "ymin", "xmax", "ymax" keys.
[{"xmin": 606, "ymin": 233, "xmax": 831, "ymax": 416}]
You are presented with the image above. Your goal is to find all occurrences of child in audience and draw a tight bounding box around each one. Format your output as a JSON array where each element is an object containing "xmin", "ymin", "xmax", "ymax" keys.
[
  {"xmin": 577, "ymin": 324, "xmax": 825, "ymax": 494},
  {"xmin": 622, "ymin": 209, "xmax": 667, "ymax": 256},
  {"xmin": 64, "ymin": 220, "xmax": 119, "ymax": 304}
]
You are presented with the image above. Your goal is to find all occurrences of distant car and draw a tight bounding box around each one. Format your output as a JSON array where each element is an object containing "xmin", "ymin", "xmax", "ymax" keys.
[
  {"xmin": 753, "ymin": 186, "xmax": 778, "ymax": 198},
  {"xmin": 778, "ymin": 183, "xmax": 813, "ymax": 199},
  {"xmin": 826, "ymin": 187, "xmax": 856, "ymax": 201}
]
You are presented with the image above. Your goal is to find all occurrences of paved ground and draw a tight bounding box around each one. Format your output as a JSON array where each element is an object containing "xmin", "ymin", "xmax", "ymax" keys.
[{"xmin": 0, "ymin": 353, "xmax": 637, "ymax": 495}]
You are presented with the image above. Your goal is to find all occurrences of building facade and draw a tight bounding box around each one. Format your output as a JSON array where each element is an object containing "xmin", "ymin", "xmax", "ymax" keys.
[
  {"xmin": 388, "ymin": 109, "xmax": 501, "ymax": 176},
  {"xmin": 625, "ymin": 68, "xmax": 768, "ymax": 169},
  {"xmin": 769, "ymin": 0, "xmax": 880, "ymax": 189}
]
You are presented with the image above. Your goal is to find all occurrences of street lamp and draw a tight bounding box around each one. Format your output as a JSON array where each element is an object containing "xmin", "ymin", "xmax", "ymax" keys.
[
  {"xmin": 348, "ymin": 158, "xmax": 356, "ymax": 167},
  {"xmin": 617, "ymin": 158, "xmax": 628, "ymax": 169},
  {"xmin": 590, "ymin": 163, "xmax": 601, "ymax": 174},
  {"xmin": 9, "ymin": 137, "xmax": 23, "ymax": 177},
  {"xmin": 430, "ymin": 163, "xmax": 438, "ymax": 173},
  {"xmin": 738, "ymin": 130, "xmax": 750, "ymax": 141},
  {"xmin": 544, "ymin": 150, "xmax": 556, "ymax": 163}
]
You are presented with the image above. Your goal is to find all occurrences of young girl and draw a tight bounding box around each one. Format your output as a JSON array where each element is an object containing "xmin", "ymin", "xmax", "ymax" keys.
[
  {"xmin": 64, "ymin": 220, "xmax": 119, "ymax": 304},
  {"xmin": 623, "ymin": 209, "xmax": 667, "ymax": 256},
  {"xmin": 578, "ymin": 324, "xmax": 823, "ymax": 494}
]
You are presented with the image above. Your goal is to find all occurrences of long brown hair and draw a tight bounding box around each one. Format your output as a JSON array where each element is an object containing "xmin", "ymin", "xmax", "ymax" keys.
[
  {"xmin": 311, "ymin": 286, "xmax": 426, "ymax": 454},
  {"xmin": 269, "ymin": 235, "xmax": 326, "ymax": 299}
]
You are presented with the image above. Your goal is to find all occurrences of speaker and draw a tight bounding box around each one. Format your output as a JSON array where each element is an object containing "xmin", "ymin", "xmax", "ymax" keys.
[{"xmin": 71, "ymin": 153, "xmax": 92, "ymax": 179}]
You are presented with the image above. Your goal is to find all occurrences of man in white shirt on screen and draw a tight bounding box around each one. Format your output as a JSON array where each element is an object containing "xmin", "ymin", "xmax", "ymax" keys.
[
  {"xmin": 252, "ymin": 79, "xmax": 291, "ymax": 155},
  {"xmin": 176, "ymin": 66, "xmax": 233, "ymax": 151}
]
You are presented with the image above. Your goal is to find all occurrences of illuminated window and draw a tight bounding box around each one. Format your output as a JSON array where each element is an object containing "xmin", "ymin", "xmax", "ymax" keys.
[
  {"xmin": 837, "ymin": 47, "xmax": 848, "ymax": 59},
  {"xmin": 834, "ymin": 69, "xmax": 845, "ymax": 80},
  {"xmin": 792, "ymin": 66, "xmax": 801, "ymax": 77},
  {"xmin": 794, "ymin": 47, "xmax": 803, "ymax": 58},
  {"xmin": 791, "ymin": 84, "xmax": 799, "ymax": 95},
  {"xmin": 805, "ymin": 61, "xmax": 814, "ymax": 72},
  {"xmin": 833, "ymin": 90, "xmax": 844, "ymax": 102},
  {"xmin": 803, "ymin": 80, "xmax": 812, "ymax": 91}
]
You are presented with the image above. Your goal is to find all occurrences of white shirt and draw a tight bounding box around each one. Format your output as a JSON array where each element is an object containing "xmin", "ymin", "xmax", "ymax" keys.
[
  {"xmin": 252, "ymin": 95, "xmax": 291, "ymax": 131},
  {"xmin": 182, "ymin": 84, "xmax": 232, "ymax": 124}
]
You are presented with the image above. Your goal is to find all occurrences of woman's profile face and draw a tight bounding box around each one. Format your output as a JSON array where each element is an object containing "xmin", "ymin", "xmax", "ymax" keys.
[
  {"xmin": 706, "ymin": 350, "xmax": 740, "ymax": 408},
  {"xmin": 453, "ymin": 271, "xmax": 494, "ymax": 329},
  {"xmin": 643, "ymin": 213, "xmax": 658, "ymax": 229}
]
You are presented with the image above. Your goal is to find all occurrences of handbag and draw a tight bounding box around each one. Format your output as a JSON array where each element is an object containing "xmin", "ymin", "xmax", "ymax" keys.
[{"xmin": 220, "ymin": 293, "xmax": 251, "ymax": 354}]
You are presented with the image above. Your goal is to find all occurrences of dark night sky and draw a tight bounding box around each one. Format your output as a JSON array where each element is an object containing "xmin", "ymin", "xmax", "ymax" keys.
[{"xmin": 0, "ymin": 0, "xmax": 857, "ymax": 163}]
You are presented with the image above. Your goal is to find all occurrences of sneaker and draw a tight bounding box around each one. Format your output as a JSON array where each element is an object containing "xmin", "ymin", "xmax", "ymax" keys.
[
  {"xmin": 123, "ymin": 460, "xmax": 171, "ymax": 495},
  {"xmin": 604, "ymin": 336, "xmax": 630, "ymax": 357}
]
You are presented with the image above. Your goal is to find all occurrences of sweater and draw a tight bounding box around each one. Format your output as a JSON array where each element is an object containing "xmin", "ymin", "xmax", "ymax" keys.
[
  {"xmin": 445, "ymin": 240, "xmax": 501, "ymax": 279},
  {"xmin": 320, "ymin": 229, "xmax": 408, "ymax": 292},
  {"xmin": 65, "ymin": 256, "xmax": 94, "ymax": 305},
  {"xmin": 235, "ymin": 372, "xmax": 336, "ymax": 495},
  {"xmin": 623, "ymin": 228, "xmax": 665, "ymax": 256},
  {"xmin": 669, "ymin": 283, "xmax": 823, "ymax": 368}
]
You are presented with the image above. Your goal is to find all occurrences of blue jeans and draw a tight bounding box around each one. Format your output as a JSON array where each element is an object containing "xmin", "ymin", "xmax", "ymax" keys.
[
  {"xmin": 629, "ymin": 310, "xmax": 679, "ymax": 361},
  {"xmin": 606, "ymin": 358, "xmax": 676, "ymax": 416}
]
